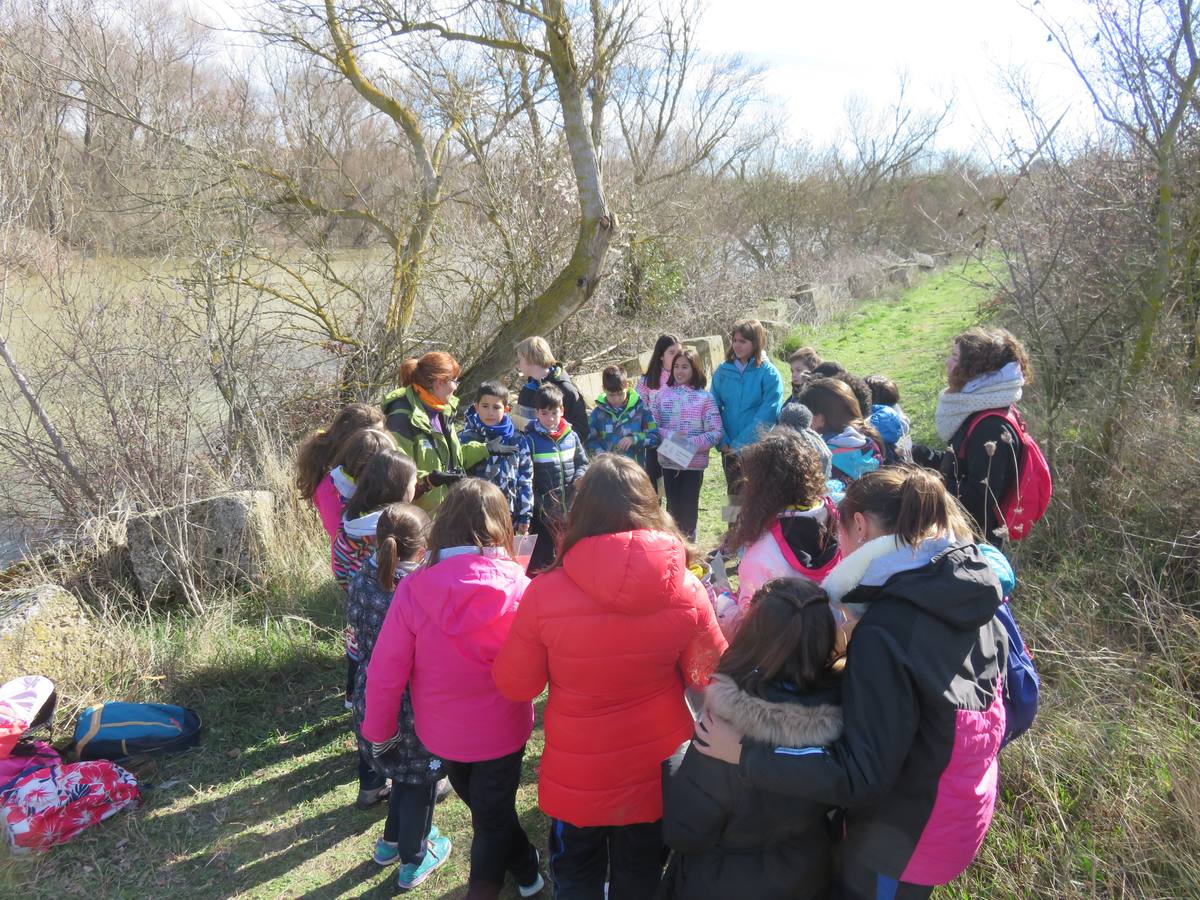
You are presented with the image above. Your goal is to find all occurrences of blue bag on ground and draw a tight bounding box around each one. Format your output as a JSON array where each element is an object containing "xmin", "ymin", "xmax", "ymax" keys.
[
  {"xmin": 995, "ymin": 599, "xmax": 1039, "ymax": 747},
  {"xmin": 73, "ymin": 703, "xmax": 202, "ymax": 761}
]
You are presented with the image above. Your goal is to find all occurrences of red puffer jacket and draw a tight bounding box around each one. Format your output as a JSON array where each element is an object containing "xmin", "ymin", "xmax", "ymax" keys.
[{"xmin": 493, "ymin": 529, "xmax": 726, "ymax": 826}]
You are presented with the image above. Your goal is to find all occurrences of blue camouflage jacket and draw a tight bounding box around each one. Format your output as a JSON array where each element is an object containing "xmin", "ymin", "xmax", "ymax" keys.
[{"xmin": 459, "ymin": 407, "xmax": 534, "ymax": 526}]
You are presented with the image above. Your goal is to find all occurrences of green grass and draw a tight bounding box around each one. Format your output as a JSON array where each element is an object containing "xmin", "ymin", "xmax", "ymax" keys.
[
  {"xmin": 780, "ymin": 261, "xmax": 1000, "ymax": 442},
  {"xmin": 8, "ymin": 261, "xmax": 1193, "ymax": 898}
]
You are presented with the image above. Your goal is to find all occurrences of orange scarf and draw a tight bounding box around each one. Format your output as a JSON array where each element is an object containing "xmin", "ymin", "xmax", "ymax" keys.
[{"xmin": 413, "ymin": 383, "xmax": 448, "ymax": 412}]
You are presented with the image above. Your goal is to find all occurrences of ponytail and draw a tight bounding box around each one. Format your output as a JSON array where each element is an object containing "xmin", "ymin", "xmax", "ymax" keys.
[
  {"xmin": 374, "ymin": 503, "xmax": 431, "ymax": 592},
  {"xmin": 399, "ymin": 358, "xmax": 419, "ymax": 387},
  {"xmin": 840, "ymin": 467, "xmax": 976, "ymax": 547},
  {"xmin": 294, "ymin": 403, "xmax": 385, "ymax": 499}
]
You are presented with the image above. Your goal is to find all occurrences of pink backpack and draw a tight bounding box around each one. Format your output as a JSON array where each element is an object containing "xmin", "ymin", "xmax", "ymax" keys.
[{"xmin": 960, "ymin": 407, "xmax": 1053, "ymax": 541}]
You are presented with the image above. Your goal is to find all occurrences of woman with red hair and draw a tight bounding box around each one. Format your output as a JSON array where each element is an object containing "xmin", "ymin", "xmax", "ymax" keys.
[{"xmin": 382, "ymin": 352, "xmax": 513, "ymax": 512}]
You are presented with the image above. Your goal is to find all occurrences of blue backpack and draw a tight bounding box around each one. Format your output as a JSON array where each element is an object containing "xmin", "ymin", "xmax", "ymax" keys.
[
  {"xmin": 73, "ymin": 703, "xmax": 202, "ymax": 761},
  {"xmin": 996, "ymin": 599, "xmax": 1039, "ymax": 747}
]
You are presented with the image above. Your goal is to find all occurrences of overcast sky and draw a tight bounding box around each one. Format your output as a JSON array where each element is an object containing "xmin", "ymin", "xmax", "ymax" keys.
[{"xmin": 694, "ymin": 0, "xmax": 1100, "ymax": 152}]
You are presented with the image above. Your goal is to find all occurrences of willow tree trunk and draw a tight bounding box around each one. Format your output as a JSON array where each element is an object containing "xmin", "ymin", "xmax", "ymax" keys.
[{"xmin": 459, "ymin": 0, "xmax": 616, "ymax": 395}]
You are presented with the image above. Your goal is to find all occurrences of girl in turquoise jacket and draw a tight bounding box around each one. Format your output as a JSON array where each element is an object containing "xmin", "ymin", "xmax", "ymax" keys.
[{"xmin": 710, "ymin": 320, "xmax": 787, "ymax": 496}]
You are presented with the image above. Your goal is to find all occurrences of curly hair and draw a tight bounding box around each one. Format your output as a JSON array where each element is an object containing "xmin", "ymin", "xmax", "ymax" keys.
[
  {"xmin": 726, "ymin": 430, "xmax": 827, "ymax": 550},
  {"xmin": 949, "ymin": 326, "xmax": 1033, "ymax": 391}
]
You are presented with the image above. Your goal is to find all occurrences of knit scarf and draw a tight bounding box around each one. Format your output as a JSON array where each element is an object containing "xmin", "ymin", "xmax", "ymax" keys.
[
  {"xmin": 464, "ymin": 405, "xmax": 515, "ymax": 442},
  {"xmin": 934, "ymin": 362, "xmax": 1024, "ymax": 443},
  {"xmin": 413, "ymin": 383, "xmax": 448, "ymax": 412}
]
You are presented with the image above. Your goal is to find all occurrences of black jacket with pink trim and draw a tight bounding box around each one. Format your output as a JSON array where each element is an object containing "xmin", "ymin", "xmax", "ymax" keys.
[{"xmin": 738, "ymin": 543, "xmax": 1008, "ymax": 886}]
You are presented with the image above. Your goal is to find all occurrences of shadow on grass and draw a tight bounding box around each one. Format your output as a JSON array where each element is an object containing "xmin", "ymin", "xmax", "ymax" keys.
[{"xmin": 1, "ymin": 574, "xmax": 558, "ymax": 899}]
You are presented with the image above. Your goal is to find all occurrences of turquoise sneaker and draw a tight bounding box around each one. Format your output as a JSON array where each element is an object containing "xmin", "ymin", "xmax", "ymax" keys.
[
  {"xmin": 396, "ymin": 834, "xmax": 452, "ymax": 889},
  {"xmin": 373, "ymin": 826, "xmax": 440, "ymax": 867}
]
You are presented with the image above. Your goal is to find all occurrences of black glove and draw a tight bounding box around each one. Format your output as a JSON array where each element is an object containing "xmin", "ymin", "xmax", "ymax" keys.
[
  {"xmin": 487, "ymin": 437, "xmax": 519, "ymax": 456},
  {"xmin": 426, "ymin": 470, "xmax": 465, "ymax": 488}
]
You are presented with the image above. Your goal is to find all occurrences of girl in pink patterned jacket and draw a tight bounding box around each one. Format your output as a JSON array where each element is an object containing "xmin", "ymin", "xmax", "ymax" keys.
[{"xmin": 651, "ymin": 347, "xmax": 723, "ymax": 539}]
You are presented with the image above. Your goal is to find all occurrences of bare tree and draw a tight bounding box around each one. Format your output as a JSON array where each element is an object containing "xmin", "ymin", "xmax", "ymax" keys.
[{"xmin": 1032, "ymin": 0, "xmax": 1200, "ymax": 381}]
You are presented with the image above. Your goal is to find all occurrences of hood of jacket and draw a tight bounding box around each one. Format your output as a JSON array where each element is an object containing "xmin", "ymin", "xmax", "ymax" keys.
[
  {"xmin": 593, "ymin": 389, "xmax": 641, "ymax": 419},
  {"xmin": 413, "ymin": 551, "xmax": 527, "ymax": 637},
  {"xmin": 773, "ymin": 502, "xmax": 839, "ymax": 572},
  {"xmin": 342, "ymin": 507, "xmax": 382, "ymax": 539},
  {"xmin": 869, "ymin": 404, "xmax": 909, "ymax": 445},
  {"xmin": 705, "ymin": 673, "xmax": 842, "ymax": 746},
  {"xmin": 839, "ymin": 541, "xmax": 1003, "ymax": 631},
  {"xmin": 561, "ymin": 529, "xmax": 692, "ymax": 615}
]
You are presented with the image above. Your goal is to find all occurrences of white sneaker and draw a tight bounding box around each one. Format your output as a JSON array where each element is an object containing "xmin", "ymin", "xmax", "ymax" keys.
[
  {"xmin": 518, "ymin": 872, "xmax": 545, "ymax": 898},
  {"xmin": 518, "ymin": 849, "xmax": 545, "ymax": 897}
]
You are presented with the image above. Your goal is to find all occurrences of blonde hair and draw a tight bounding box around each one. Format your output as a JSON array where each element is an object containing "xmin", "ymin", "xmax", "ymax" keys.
[{"xmin": 515, "ymin": 336, "xmax": 556, "ymax": 368}]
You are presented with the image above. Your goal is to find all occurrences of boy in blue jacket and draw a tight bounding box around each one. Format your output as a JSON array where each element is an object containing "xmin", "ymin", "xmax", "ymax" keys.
[
  {"xmin": 459, "ymin": 381, "xmax": 534, "ymax": 533},
  {"xmin": 525, "ymin": 383, "xmax": 588, "ymax": 572},
  {"xmin": 587, "ymin": 366, "xmax": 660, "ymax": 468}
]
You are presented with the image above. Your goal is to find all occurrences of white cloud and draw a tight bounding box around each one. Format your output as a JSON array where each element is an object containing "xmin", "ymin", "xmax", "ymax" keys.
[{"xmin": 695, "ymin": 0, "xmax": 1099, "ymax": 150}]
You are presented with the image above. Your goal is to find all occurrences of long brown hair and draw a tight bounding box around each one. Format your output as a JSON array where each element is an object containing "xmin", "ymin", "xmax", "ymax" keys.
[
  {"xmin": 399, "ymin": 351, "xmax": 461, "ymax": 392},
  {"xmin": 426, "ymin": 479, "xmax": 515, "ymax": 564},
  {"xmin": 948, "ymin": 326, "xmax": 1033, "ymax": 392},
  {"xmin": 344, "ymin": 450, "xmax": 418, "ymax": 520},
  {"xmin": 552, "ymin": 454, "xmax": 694, "ymax": 568},
  {"xmin": 644, "ymin": 333, "xmax": 682, "ymax": 384},
  {"xmin": 838, "ymin": 466, "xmax": 976, "ymax": 547},
  {"xmin": 294, "ymin": 403, "xmax": 384, "ymax": 499},
  {"xmin": 799, "ymin": 378, "xmax": 883, "ymax": 448},
  {"xmin": 726, "ymin": 431, "xmax": 829, "ymax": 551},
  {"xmin": 375, "ymin": 503, "xmax": 431, "ymax": 592},
  {"xmin": 716, "ymin": 577, "xmax": 837, "ymax": 697}
]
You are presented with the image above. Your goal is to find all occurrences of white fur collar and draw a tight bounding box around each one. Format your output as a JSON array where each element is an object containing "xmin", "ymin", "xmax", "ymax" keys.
[
  {"xmin": 820, "ymin": 534, "xmax": 903, "ymax": 602},
  {"xmin": 705, "ymin": 674, "xmax": 842, "ymax": 746}
]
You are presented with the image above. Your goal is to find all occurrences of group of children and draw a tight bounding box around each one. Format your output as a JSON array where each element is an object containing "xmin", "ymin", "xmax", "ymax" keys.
[{"xmin": 291, "ymin": 322, "xmax": 1042, "ymax": 899}]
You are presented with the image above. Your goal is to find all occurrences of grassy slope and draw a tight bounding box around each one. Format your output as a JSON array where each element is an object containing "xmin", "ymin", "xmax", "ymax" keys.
[{"xmin": 6, "ymin": 263, "xmax": 1186, "ymax": 898}]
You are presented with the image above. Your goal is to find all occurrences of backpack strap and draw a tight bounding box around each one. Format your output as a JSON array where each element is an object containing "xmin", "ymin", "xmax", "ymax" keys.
[{"xmin": 957, "ymin": 407, "xmax": 1019, "ymax": 459}]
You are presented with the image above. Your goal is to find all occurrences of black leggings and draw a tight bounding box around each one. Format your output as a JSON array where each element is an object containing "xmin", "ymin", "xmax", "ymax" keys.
[
  {"xmin": 442, "ymin": 747, "xmax": 539, "ymax": 892},
  {"xmin": 721, "ymin": 449, "xmax": 745, "ymax": 500},
  {"xmin": 661, "ymin": 468, "xmax": 703, "ymax": 540},
  {"xmin": 644, "ymin": 447, "xmax": 663, "ymax": 491}
]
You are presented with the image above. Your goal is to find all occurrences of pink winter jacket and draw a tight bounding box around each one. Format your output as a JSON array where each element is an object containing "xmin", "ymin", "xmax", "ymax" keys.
[
  {"xmin": 363, "ymin": 548, "xmax": 534, "ymax": 762},
  {"xmin": 650, "ymin": 386, "xmax": 723, "ymax": 470},
  {"xmin": 312, "ymin": 474, "xmax": 344, "ymax": 539}
]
